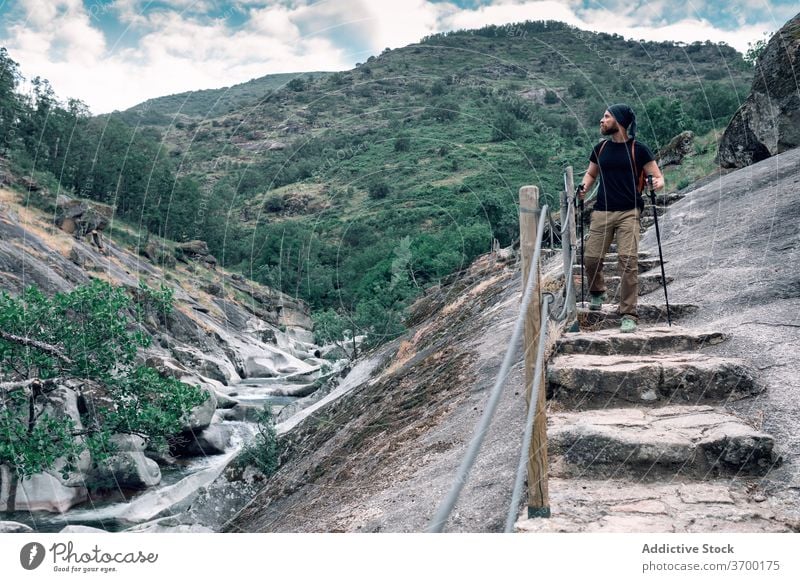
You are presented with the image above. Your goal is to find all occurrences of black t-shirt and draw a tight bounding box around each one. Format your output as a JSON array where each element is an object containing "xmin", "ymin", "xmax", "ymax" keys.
[{"xmin": 589, "ymin": 139, "xmax": 655, "ymax": 211}]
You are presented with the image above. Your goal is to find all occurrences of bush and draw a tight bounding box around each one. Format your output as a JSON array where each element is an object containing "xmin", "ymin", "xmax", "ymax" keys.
[
  {"xmin": 368, "ymin": 180, "xmax": 391, "ymax": 199},
  {"xmin": 265, "ymin": 193, "xmax": 285, "ymax": 213},
  {"xmin": 429, "ymin": 80, "xmax": 446, "ymax": 96},
  {"xmin": 237, "ymin": 406, "xmax": 281, "ymax": 476},
  {"xmin": 503, "ymin": 96, "xmax": 531, "ymax": 121},
  {"xmin": 568, "ymin": 79, "xmax": 587, "ymax": 99},
  {"xmin": 491, "ymin": 111, "xmax": 518, "ymax": 141},
  {"xmin": 430, "ymin": 100, "xmax": 460, "ymax": 122},
  {"xmin": 394, "ymin": 134, "xmax": 411, "ymax": 152},
  {"xmin": 544, "ymin": 89, "xmax": 558, "ymax": 104},
  {"xmin": 287, "ymin": 77, "xmax": 306, "ymax": 92}
]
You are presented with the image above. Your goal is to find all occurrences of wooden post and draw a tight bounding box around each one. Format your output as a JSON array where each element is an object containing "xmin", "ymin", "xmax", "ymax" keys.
[
  {"xmin": 518, "ymin": 185, "xmax": 550, "ymax": 518},
  {"xmin": 562, "ymin": 167, "xmax": 578, "ymax": 327}
]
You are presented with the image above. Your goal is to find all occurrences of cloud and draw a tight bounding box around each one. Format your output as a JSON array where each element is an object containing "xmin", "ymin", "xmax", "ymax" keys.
[{"xmin": 0, "ymin": 0, "xmax": 787, "ymax": 114}]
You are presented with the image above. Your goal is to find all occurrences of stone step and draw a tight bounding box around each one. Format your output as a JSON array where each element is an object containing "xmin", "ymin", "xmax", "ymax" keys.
[
  {"xmin": 597, "ymin": 273, "xmax": 673, "ymax": 298},
  {"xmin": 548, "ymin": 405, "xmax": 778, "ymax": 478},
  {"xmin": 547, "ymin": 353, "xmax": 761, "ymax": 408},
  {"xmin": 515, "ymin": 477, "xmax": 789, "ymax": 533},
  {"xmin": 556, "ymin": 327, "xmax": 727, "ymax": 356},
  {"xmin": 577, "ymin": 303, "xmax": 698, "ymax": 330},
  {"xmin": 605, "ymin": 252, "xmax": 651, "ymax": 262},
  {"xmin": 573, "ymin": 257, "xmax": 663, "ymax": 275}
]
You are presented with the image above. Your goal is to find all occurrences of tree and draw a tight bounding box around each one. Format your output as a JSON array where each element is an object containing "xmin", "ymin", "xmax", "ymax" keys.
[
  {"xmin": 429, "ymin": 100, "xmax": 460, "ymax": 122},
  {"xmin": 394, "ymin": 134, "xmax": 411, "ymax": 152},
  {"xmin": 744, "ymin": 33, "xmax": 770, "ymax": 67},
  {"xmin": 0, "ymin": 48, "xmax": 21, "ymax": 154},
  {"xmin": 491, "ymin": 111, "xmax": 518, "ymax": 141},
  {"xmin": 311, "ymin": 308, "xmax": 359, "ymax": 357},
  {"xmin": 368, "ymin": 179, "xmax": 391, "ymax": 199},
  {"xmin": 642, "ymin": 97, "xmax": 692, "ymax": 146},
  {"xmin": 568, "ymin": 79, "xmax": 587, "ymax": 99},
  {"xmin": 0, "ymin": 280, "xmax": 207, "ymax": 510}
]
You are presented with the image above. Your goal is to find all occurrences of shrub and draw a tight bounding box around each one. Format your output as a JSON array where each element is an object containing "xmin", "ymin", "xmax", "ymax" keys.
[
  {"xmin": 237, "ymin": 406, "xmax": 281, "ymax": 476},
  {"xmin": 491, "ymin": 111, "xmax": 518, "ymax": 141},
  {"xmin": 568, "ymin": 79, "xmax": 587, "ymax": 98},
  {"xmin": 368, "ymin": 180, "xmax": 391, "ymax": 199},
  {"xmin": 430, "ymin": 100, "xmax": 460, "ymax": 122},
  {"xmin": 394, "ymin": 134, "xmax": 411, "ymax": 152}
]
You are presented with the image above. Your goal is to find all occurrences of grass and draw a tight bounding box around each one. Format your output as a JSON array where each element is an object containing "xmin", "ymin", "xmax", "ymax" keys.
[{"xmin": 662, "ymin": 130, "xmax": 723, "ymax": 193}]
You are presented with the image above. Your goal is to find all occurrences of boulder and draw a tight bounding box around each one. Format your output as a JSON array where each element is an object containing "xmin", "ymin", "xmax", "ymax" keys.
[
  {"xmin": 124, "ymin": 516, "xmax": 214, "ymax": 533},
  {"xmin": 0, "ymin": 521, "xmax": 34, "ymax": 533},
  {"xmin": 242, "ymin": 345, "xmax": 318, "ymax": 378},
  {"xmin": 9, "ymin": 471, "xmax": 88, "ymax": 513},
  {"xmin": 717, "ymin": 14, "xmax": 800, "ymax": 168},
  {"xmin": 89, "ymin": 434, "xmax": 161, "ymax": 490},
  {"xmin": 178, "ymin": 379, "xmax": 218, "ymax": 432},
  {"xmin": 59, "ymin": 525, "xmax": 108, "ymax": 533},
  {"xmin": 214, "ymin": 391, "xmax": 239, "ymax": 409},
  {"xmin": 142, "ymin": 240, "xmax": 177, "ymax": 268},
  {"xmin": 176, "ymin": 240, "xmax": 210, "ymax": 257},
  {"xmin": 177, "ymin": 424, "xmax": 235, "ymax": 456},
  {"xmin": 55, "ymin": 196, "xmax": 114, "ymax": 238},
  {"xmin": 657, "ymin": 130, "xmax": 694, "ymax": 166}
]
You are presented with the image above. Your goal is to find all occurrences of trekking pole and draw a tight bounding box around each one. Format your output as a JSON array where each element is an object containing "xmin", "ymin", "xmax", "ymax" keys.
[
  {"xmin": 647, "ymin": 175, "xmax": 672, "ymax": 326},
  {"xmin": 576, "ymin": 184, "xmax": 585, "ymax": 307}
]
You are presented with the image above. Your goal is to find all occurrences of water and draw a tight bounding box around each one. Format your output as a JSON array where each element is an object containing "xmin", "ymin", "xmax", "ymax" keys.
[
  {"xmin": 1, "ymin": 377, "xmax": 305, "ymax": 532},
  {"xmin": 1, "ymin": 422, "xmax": 257, "ymax": 532}
]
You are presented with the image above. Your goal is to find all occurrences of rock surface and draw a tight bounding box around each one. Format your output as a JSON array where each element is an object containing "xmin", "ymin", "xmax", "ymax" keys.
[
  {"xmin": 0, "ymin": 520, "xmax": 35, "ymax": 533},
  {"xmin": 658, "ymin": 130, "xmax": 695, "ymax": 166},
  {"xmin": 717, "ymin": 13, "xmax": 800, "ymax": 167}
]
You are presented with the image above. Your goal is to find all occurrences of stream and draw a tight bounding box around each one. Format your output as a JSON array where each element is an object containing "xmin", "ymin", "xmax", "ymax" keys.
[{"xmin": 2, "ymin": 387, "xmax": 300, "ymax": 533}]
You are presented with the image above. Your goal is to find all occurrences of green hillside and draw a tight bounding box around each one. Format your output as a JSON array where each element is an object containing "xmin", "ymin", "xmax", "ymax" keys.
[
  {"xmin": 118, "ymin": 71, "xmax": 330, "ymax": 124},
  {"xmin": 0, "ymin": 20, "xmax": 755, "ymax": 347}
]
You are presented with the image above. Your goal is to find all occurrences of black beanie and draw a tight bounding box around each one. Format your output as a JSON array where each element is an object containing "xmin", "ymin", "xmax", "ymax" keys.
[{"xmin": 608, "ymin": 103, "xmax": 636, "ymax": 137}]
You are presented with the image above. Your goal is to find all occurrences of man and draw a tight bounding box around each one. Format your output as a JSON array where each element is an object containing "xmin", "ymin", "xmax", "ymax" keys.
[{"xmin": 578, "ymin": 103, "xmax": 664, "ymax": 333}]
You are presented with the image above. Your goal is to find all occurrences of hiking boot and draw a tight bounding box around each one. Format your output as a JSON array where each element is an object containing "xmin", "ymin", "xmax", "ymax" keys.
[
  {"xmin": 620, "ymin": 315, "xmax": 637, "ymax": 333},
  {"xmin": 589, "ymin": 293, "xmax": 605, "ymax": 311}
]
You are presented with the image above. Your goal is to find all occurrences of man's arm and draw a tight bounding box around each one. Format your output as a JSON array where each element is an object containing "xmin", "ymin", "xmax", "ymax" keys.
[
  {"xmin": 643, "ymin": 160, "xmax": 664, "ymax": 190},
  {"xmin": 578, "ymin": 161, "xmax": 599, "ymax": 199}
]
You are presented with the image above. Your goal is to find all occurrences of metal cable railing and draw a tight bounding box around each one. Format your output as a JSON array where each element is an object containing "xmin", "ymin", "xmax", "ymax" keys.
[
  {"xmin": 427, "ymin": 204, "xmax": 551, "ymax": 533},
  {"xmin": 427, "ymin": 172, "xmax": 587, "ymax": 533}
]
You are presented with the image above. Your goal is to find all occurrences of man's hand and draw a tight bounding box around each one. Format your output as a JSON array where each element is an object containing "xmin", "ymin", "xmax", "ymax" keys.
[
  {"xmin": 649, "ymin": 175, "xmax": 665, "ymax": 191},
  {"xmin": 576, "ymin": 184, "xmax": 586, "ymax": 200}
]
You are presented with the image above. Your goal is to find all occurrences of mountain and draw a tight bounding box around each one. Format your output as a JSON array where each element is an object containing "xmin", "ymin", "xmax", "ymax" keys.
[{"xmin": 0, "ymin": 20, "xmax": 757, "ymax": 352}]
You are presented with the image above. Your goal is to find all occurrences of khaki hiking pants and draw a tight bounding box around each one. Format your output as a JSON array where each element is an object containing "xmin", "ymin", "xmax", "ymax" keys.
[{"xmin": 583, "ymin": 209, "xmax": 640, "ymax": 318}]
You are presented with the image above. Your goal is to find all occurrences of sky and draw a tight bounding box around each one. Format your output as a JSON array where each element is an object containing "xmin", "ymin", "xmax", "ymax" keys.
[{"xmin": 0, "ymin": 0, "xmax": 796, "ymax": 114}]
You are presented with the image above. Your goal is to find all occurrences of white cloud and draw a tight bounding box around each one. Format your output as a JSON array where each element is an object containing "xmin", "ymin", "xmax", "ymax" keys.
[{"xmin": 0, "ymin": 0, "xmax": 785, "ymax": 113}]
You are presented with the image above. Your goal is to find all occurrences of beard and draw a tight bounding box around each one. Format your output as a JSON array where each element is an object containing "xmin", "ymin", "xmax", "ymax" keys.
[{"xmin": 601, "ymin": 125, "xmax": 620, "ymax": 136}]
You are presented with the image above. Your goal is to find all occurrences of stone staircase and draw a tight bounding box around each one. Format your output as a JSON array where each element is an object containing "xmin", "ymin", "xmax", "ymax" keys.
[{"xmin": 516, "ymin": 219, "xmax": 787, "ymax": 532}]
